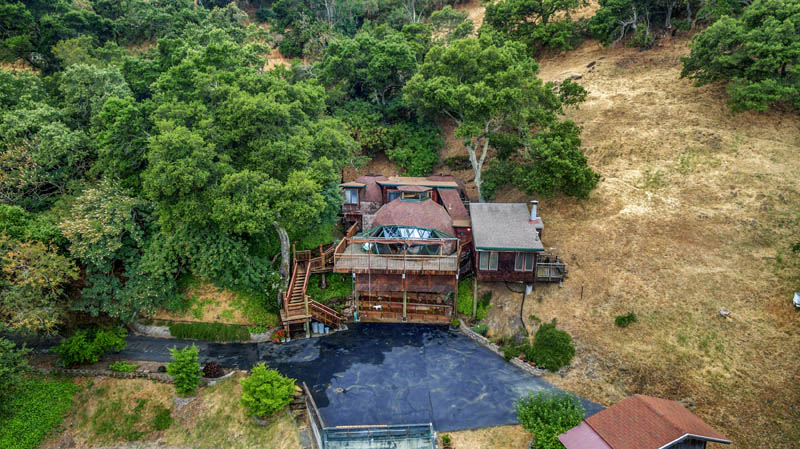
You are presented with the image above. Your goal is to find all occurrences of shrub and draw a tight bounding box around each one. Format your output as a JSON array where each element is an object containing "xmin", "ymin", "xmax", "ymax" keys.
[
  {"xmin": 441, "ymin": 433, "xmax": 452, "ymax": 447},
  {"xmin": 0, "ymin": 338, "xmax": 31, "ymax": 416},
  {"xmin": 203, "ymin": 362, "xmax": 224, "ymax": 378},
  {"xmin": 516, "ymin": 390, "xmax": 585, "ymax": 449},
  {"xmin": 0, "ymin": 377, "xmax": 77, "ymax": 449},
  {"xmin": 52, "ymin": 327, "xmax": 127, "ymax": 367},
  {"xmin": 240, "ymin": 363, "xmax": 296, "ymax": 418},
  {"xmin": 167, "ymin": 345, "xmax": 203, "ymax": 396},
  {"xmin": 529, "ymin": 323, "xmax": 575, "ymax": 372},
  {"xmin": 443, "ymin": 154, "xmax": 471, "ymax": 171},
  {"xmin": 167, "ymin": 322, "xmax": 250, "ymax": 342},
  {"xmin": 385, "ymin": 123, "xmax": 443, "ymax": 176},
  {"xmin": 451, "ymin": 317, "xmax": 460, "ymax": 328},
  {"xmin": 615, "ymin": 311, "xmax": 637, "ymax": 328},
  {"xmin": 502, "ymin": 344, "xmax": 521, "ymax": 362},
  {"xmin": 108, "ymin": 361, "xmax": 138, "ymax": 373},
  {"xmin": 472, "ymin": 324, "xmax": 488, "ymax": 336},
  {"xmin": 456, "ymin": 279, "xmax": 492, "ymax": 320},
  {"xmin": 151, "ymin": 405, "xmax": 172, "ymax": 431},
  {"xmin": 256, "ymin": 7, "xmax": 274, "ymax": 23}
]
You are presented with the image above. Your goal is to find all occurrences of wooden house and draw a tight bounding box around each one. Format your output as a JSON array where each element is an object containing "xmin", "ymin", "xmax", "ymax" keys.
[
  {"xmin": 558, "ymin": 395, "xmax": 731, "ymax": 449},
  {"xmin": 469, "ymin": 202, "xmax": 566, "ymax": 284},
  {"xmin": 335, "ymin": 175, "xmax": 472, "ymax": 324}
]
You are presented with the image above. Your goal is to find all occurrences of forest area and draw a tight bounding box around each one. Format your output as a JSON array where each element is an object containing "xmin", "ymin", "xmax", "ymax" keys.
[{"xmin": 0, "ymin": 0, "xmax": 799, "ymax": 448}]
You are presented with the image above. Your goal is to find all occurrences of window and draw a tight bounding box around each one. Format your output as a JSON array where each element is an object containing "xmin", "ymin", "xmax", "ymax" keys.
[
  {"xmin": 344, "ymin": 189, "xmax": 358, "ymax": 204},
  {"xmin": 388, "ymin": 190, "xmax": 400, "ymax": 202},
  {"xmin": 479, "ymin": 251, "xmax": 498, "ymax": 271},
  {"xmin": 515, "ymin": 252, "xmax": 535, "ymax": 272}
]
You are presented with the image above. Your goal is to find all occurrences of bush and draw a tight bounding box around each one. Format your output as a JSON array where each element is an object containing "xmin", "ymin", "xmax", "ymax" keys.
[
  {"xmin": 151, "ymin": 405, "xmax": 172, "ymax": 431},
  {"xmin": 108, "ymin": 361, "xmax": 138, "ymax": 372},
  {"xmin": 615, "ymin": 311, "xmax": 637, "ymax": 328},
  {"xmin": 456, "ymin": 279, "xmax": 492, "ymax": 320},
  {"xmin": 203, "ymin": 362, "xmax": 224, "ymax": 378},
  {"xmin": 256, "ymin": 8, "xmax": 274, "ymax": 22},
  {"xmin": 167, "ymin": 322, "xmax": 250, "ymax": 342},
  {"xmin": 472, "ymin": 324, "xmax": 488, "ymax": 336},
  {"xmin": 443, "ymin": 154, "xmax": 471, "ymax": 171},
  {"xmin": 240, "ymin": 363, "xmax": 296, "ymax": 418},
  {"xmin": 0, "ymin": 377, "xmax": 78, "ymax": 449},
  {"xmin": 385, "ymin": 123, "xmax": 443, "ymax": 176},
  {"xmin": 528, "ymin": 322, "xmax": 575, "ymax": 372},
  {"xmin": 451, "ymin": 317, "xmax": 460, "ymax": 328},
  {"xmin": 0, "ymin": 338, "xmax": 31, "ymax": 416},
  {"xmin": 167, "ymin": 345, "xmax": 203, "ymax": 396},
  {"xmin": 516, "ymin": 390, "xmax": 585, "ymax": 449},
  {"xmin": 52, "ymin": 327, "xmax": 127, "ymax": 367}
]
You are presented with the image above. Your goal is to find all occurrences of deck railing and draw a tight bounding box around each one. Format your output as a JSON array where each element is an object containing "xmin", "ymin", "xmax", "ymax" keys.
[{"xmin": 334, "ymin": 251, "xmax": 459, "ymax": 273}]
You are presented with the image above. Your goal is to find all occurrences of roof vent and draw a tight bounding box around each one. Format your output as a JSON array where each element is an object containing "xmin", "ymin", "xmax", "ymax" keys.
[{"xmin": 529, "ymin": 200, "xmax": 539, "ymax": 222}]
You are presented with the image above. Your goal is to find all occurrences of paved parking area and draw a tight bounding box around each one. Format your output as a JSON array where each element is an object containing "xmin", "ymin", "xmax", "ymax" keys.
[{"xmin": 121, "ymin": 323, "xmax": 602, "ymax": 432}]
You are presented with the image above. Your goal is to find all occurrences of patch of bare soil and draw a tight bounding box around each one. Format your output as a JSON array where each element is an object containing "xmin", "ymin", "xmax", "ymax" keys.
[
  {"xmin": 483, "ymin": 35, "xmax": 800, "ymax": 448},
  {"xmin": 455, "ymin": 0, "xmax": 487, "ymax": 29}
]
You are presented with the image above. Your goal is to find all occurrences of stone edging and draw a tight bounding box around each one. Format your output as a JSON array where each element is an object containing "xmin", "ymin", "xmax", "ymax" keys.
[
  {"xmin": 38, "ymin": 366, "xmax": 176, "ymax": 383},
  {"xmin": 130, "ymin": 320, "xmax": 278, "ymax": 343},
  {"xmin": 38, "ymin": 366, "xmax": 241, "ymax": 386},
  {"xmin": 458, "ymin": 322, "xmax": 545, "ymax": 377}
]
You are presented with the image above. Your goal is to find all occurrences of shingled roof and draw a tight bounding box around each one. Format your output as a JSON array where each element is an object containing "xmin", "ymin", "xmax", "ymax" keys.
[
  {"xmin": 469, "ymin": 203, "xmax": 543, "ymax": 252},
  {"xmin": 559, "ymin": 395, "xmax": 731, "ymax": 449},
  {"xmin": 354, "ymin": 175, "xmax": 387, "ymax": 202},
  {"xmin": 372, "ymin": 198, "xmax": 455, "ymax": 237}
]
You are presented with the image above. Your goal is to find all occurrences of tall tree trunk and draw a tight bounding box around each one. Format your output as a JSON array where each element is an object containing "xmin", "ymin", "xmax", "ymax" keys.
[
  {"xmin": 465, "ymin": 123, "xmax": 492, "ymax": 203},
  {"xmin": 273, "ymin": 221, "xmax": 291, "ymax": 305}
]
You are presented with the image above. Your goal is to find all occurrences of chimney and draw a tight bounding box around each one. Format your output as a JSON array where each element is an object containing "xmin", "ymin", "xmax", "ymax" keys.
[{"xmin": 529, "ymin": 200, "xmax": 539, "ymax": 222}]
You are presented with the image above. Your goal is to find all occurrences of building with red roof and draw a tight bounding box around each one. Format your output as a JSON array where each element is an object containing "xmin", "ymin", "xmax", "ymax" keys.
[{"xmin": 558, "ymin": 395, "xmax": 731, "ymax": 449}]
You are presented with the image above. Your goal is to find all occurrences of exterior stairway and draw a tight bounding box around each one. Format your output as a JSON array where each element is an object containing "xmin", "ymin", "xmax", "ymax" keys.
[{"xmin": 280, "ymin": 260, "xmax": 341, "ymax": 337}]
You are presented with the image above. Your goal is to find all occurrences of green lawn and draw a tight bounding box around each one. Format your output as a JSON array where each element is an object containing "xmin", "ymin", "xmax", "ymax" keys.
[
  {"xmin": 306, "ymin": 273, "xmax": 353, "ymax": 304},
  {"xmin": 0, "ymin": 376, "xmax": 78, "ymax": 449}
]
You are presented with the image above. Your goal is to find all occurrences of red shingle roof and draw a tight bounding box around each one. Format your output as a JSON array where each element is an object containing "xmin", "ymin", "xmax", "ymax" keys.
[
  {"xmin": 372, "ymin": 198, "xmax": 455, "ymax": 236},
  {"xmin": 581, "ymin": 395, "xmax": 730, "ymax": 449},
  {"xmin": 355, "ymin": 175, "xmax": 387, "ymax": 202}
]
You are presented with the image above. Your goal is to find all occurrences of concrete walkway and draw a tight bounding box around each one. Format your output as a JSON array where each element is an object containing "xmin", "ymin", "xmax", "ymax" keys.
[{"xmin": 120, "ymin": 323, "xmax": 602, "ymax": 432}]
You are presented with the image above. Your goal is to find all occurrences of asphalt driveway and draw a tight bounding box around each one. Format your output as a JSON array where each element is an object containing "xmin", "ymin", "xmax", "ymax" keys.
[{"xmin": 120, "ymin": 323, "xmax": 602, "ymax": 432}]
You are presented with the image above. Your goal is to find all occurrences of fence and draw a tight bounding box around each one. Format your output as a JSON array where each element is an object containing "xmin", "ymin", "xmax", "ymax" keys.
[{"xmin": 302, "ymin": 382, "xmax": 437, "ymax": 449}]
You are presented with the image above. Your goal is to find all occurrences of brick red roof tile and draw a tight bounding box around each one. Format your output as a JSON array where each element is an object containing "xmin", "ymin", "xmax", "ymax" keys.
[{"xmin": 582, "ymin": 395, "xmax": 730, "ymax": 449}]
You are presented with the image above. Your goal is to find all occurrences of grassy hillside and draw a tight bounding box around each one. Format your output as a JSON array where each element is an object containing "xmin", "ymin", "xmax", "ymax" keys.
[{"xmin": 490, "ymin": 36, "xmax": 800, "ymax": 448}]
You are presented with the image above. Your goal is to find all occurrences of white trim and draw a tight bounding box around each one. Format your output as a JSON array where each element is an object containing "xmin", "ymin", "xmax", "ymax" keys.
[{"xmin": 656, "ymin": 433, "xmax": 732, "ymax": 449}]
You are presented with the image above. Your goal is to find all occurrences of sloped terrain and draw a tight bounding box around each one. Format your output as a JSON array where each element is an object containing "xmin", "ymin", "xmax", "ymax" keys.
[{"xmin": 486, "ymin": 36, "xmax": 800, "ymax": 448}]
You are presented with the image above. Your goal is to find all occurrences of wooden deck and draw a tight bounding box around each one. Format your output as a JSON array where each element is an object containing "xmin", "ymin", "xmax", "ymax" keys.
[{"xmin": 334, "ymin": 244, "xmax": 459, "ymax": 274}]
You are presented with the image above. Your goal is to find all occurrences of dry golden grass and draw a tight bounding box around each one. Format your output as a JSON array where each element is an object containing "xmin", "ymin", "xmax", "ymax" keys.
[
  {"xmin": 41, "ymin": 374, "xmax": 300, "ymax": 449},
  {"xmin": 153, "ymin": 280, "xmax": 251, "ymax": 325},
  {"xmin": 445, "ymin": 425, "xmax": 532, "ymax": 449},
  {"xmin": 475, "ymin": 36, "xmax": 800, "ymax": 449},
  {"xmin": 342, "ymin": 10, "xmax": 800, "ymax": 444}
]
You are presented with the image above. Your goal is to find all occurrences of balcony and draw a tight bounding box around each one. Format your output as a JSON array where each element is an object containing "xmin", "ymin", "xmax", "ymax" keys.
[{"xmin": 333, "ymin": 238, "xmax": 460, "ymax": 274}]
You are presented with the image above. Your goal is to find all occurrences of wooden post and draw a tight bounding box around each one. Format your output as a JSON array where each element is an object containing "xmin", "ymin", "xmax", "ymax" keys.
[
  {"xmin": 453, "ymin": 275, "xmax": 459, "ymax": 318},
  {"xmin": 304, "ymin": 295, "xmax": 310, "ymax": 338},
  {"xmin": 472, "ymin": 276, "xmax": 478, "ymax": 318},
  {"xmin": 402, "ymin": 273, "xmax": 407, "ymax": 321},
  {"xmin": 354, "ymin": 275, "xmax": 359, "ymax": 319}
]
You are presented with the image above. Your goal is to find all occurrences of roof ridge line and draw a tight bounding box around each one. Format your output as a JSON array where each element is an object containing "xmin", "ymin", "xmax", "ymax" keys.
[{"xmin": 637, "ymin": 395, "xmax": 687, "ymax": 441}]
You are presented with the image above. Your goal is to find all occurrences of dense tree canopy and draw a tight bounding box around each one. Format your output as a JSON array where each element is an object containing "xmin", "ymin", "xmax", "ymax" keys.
[
  {"xmin": 404, "ymin": 32, "xmax": 597, "ymax": 200},
  {"xmin": 0, "ymin": 0, "xmax": 599, "ymax": 335},
  {"xmin": 681, "ymin": 0, "xmax": 800, "ymax": 112}
]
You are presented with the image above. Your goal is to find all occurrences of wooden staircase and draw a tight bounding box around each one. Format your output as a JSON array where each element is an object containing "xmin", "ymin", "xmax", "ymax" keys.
[{"xmin": 280, "ymin": 260, "xmax": 341, "ymax": 338}]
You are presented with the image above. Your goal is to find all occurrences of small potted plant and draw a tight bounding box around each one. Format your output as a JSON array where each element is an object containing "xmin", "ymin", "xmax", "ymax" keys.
[
  {"xmin": 441, "ymin": 433, "xmax": 453, "ymax": 449},
  {"xmin": 450, "ymin": 317, "xmax": 460, "ymax": 329}
]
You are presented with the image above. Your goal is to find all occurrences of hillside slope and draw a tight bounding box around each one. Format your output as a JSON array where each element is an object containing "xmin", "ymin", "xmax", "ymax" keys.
[{"xmin": 497, "ymin": 36, "xmax": 800, "ymax": 448}]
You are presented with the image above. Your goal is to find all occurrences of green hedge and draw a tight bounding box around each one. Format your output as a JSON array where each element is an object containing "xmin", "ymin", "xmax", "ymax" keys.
[
  {"xmin": 306, "ymin": 273, "xmax": 353, "ymax": 304},
  {"xmin": 168, "ymin": 322, "xmax": 250, "ymax": 342},
  {"xmin": 0, "ymin": 377, "xmax": 78, "ymax": 449}
]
